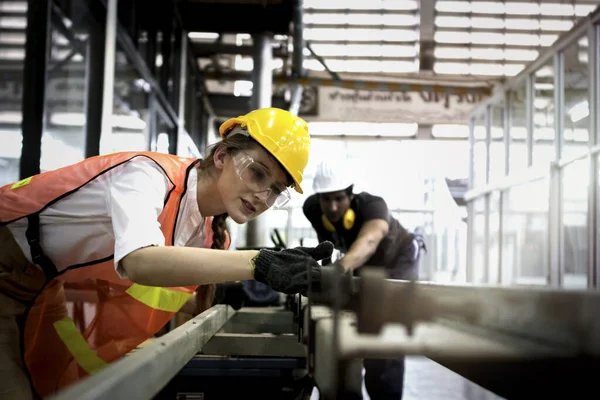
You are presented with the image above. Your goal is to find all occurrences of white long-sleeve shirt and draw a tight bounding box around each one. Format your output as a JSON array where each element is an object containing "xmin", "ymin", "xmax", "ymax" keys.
[{"xmin": 6, "ymin": 157, "xmax": 206, "ymax": 278}]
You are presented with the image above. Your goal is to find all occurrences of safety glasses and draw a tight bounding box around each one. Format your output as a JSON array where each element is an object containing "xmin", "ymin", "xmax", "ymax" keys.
[{"xmin": 232, "ymin": 151, "xmax": 291, "ymax": 208}]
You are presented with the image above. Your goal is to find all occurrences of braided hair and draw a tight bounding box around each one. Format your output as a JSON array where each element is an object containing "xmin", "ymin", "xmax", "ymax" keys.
[
  {"xmin": 193, "ymin": 133, "xmax": 256, "ymax": 313},
  {"xmin": 192, "ymin": 128, "xmax": 294, "ymax": 313}
]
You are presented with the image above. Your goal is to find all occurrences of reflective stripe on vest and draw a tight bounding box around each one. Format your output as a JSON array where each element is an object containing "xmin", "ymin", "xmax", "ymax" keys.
[
  {"xmin": 53, "ymin": 317, "xmax": 108, "ymax": 375},
  {"xmin": 126, "ymin": 284, "xmax": 193, "ymax": 312}
]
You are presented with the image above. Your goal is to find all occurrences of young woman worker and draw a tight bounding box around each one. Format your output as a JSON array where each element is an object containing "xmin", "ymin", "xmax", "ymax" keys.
[{"xmin": 0, "ymin": 107, "xmax": 333, "ymax": 399}]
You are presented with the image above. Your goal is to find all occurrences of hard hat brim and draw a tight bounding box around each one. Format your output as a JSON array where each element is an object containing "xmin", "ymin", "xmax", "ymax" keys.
[{"xmin": 219, "ymin": 118, "xmax": 304, "ymax": 194}]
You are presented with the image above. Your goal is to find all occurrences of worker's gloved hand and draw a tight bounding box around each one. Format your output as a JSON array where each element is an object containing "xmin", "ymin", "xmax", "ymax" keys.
[
  {"xmin": 252, "ymin": 241, "xmax": 334, "ymax": 295},
  {"xmin": 212, "ymin": 281, "xmax": 247, "ymax": 311}
]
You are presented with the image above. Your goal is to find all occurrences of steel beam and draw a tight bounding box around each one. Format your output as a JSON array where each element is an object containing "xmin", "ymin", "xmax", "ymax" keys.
[
  {"xmin": 191, "ymin": 42, "xmax": 286, "ymax": 58},
  {"xmin": 246, "ymin": 32, "xmax": 273, "ymax": 248},
  {"xmin": 49, "ymin": 306, "xmax": 236, "ymax": 400},
  {"xmin": 204, "ymin": 72, "xmax": 492, "ymax": 96},
  {"xmin": 209, "ymin": 93, "xmax": 287, "ymax": 117}
]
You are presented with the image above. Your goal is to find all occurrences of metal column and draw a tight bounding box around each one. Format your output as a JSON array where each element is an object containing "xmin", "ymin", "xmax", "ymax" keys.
[
  {"xmin": 84, "ymin": 16, "xmax": 105, "ymax": 158},
  {"xmin": 588, "ymin": 24, "xmax": 600, "ymax": 289},
  {"xmin": 289, "ymin": 0, "xmax": 304, "ymax": 115},
  {"xmin": 549, "ymin": 52, "xmax": 565, "ymax": 288},
  {"xmin": 246, "ymin": 33, "xmax": 274, "ymax": 248},
  {"xmin": 525, "ymin": 73, "xmax": 535, "ymax": 167},
  {"xmin": 98, "ymin": 0, "xmax": 118, "ymax": 155},
  {"xmin": 176, "ymin": 30, "xmax": 188, "ymax": 156},
  {"xmin": 466, "ymin": 117, "xmax": 476, "ymax": 283},
  {"xmin": 20, "ymin": 0, "xmax": 52, "ymax": 179}
]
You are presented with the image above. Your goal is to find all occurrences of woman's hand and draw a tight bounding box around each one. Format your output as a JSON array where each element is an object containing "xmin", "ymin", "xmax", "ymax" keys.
[{"xmin": 252, "ymin": 241, "xmax": 334, "ymax": 294}]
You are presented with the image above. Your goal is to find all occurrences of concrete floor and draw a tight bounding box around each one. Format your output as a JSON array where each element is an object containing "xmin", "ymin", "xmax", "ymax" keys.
[{"xmin": 310, "ymin": 356, "xmax": 505, "ymax": 400}]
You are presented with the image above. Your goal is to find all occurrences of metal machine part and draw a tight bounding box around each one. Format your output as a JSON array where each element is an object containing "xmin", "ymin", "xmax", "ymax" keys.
[{"xmin": 304, "ymin": 266, "xmax": 600, "ymax": 399}]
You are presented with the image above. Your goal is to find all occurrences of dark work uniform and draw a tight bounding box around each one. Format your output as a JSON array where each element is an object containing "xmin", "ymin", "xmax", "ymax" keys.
[{"xmin": 303, "ymin": 192, "xmax": 424, "ymax": 400}]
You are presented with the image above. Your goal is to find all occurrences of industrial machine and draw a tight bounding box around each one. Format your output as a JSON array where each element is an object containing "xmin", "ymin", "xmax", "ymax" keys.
[{"xmin": 49, "ymin": 264, "xmax": 600, "ymax": 400}]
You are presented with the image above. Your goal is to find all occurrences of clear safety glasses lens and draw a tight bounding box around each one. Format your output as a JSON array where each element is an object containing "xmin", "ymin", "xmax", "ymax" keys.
[{"xmin": 233, "ymin": 152, "xmax": 291, "ymax": 208}]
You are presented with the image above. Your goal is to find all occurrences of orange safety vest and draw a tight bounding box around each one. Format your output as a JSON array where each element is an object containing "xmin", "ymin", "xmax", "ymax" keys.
[{"xmin": 0, "ymin": 151, "xmax": 230, "ymax": 397}]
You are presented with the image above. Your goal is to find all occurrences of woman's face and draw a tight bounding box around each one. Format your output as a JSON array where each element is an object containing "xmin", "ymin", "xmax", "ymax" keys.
[{"xmin": 215, "ymin": 144, "xmax": 289, "ymax": 224}]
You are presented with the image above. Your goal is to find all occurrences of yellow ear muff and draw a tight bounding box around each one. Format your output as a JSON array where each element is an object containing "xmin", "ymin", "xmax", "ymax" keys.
[
  {"xmin": 343, "ymin": 208, "xmax": 355, "ymax": 230},
  {"xmin": 321, "ymin": 209, "xmax": 355, "ymax": 232}
]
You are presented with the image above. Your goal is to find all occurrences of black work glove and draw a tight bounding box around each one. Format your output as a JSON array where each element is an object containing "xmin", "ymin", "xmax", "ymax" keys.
[
  {"xmin": 253, "ymin": 241, "xmax": 334, "ymax": 295},
  {"xmin": 212, "ymin": 281, "xmax": 247, "ymax": 311}
]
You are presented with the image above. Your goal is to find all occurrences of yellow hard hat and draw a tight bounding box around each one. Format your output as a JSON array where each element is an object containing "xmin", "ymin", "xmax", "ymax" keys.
[{"xmin": 219, "ymin": 107, "xmax": 311, "ymax": 194}]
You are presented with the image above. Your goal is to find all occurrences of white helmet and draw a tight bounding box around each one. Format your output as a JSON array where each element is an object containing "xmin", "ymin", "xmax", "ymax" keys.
[{"xmin": 312, "ymin": 158, "xmax": 354, "ymax": 194}]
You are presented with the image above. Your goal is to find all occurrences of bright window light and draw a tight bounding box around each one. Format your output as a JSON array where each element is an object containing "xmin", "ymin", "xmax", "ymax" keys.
[
  {"xmin": 304, "ymin": 13, "xmax": 418, "ymax": 26},
  {"xmin": 0, "ymin": 111, "xmax": 22, "ymax": 123},
  {"xmin": 505, "ymin": 33, "xmax": 540, "ymax": 46},
  {"xmin": 0, "ymin": 32, "xmax": 24, "ymax": 44},
  {"xmin": 303, "ymin": 59, "xmax": 325, "ymax": 71},
  {"xmin": 505, "ymin": 3, "xmax": 539, "ymax": 15},
  {"xmin": 50, "ymin": 112, "xmax": 85, "ymax": 126},
  {"xmin": 434, "ymin": 31, "xmax": 470, "ymax": 44},
  {"xmin": 471, "ymin": 63, "xmax": 504, "ymax": 76},
  {"xmin": 308, "ymin": 122, "xmax": 418, "ymax": 137},
  {"xmin": 431, "ymin": 124, "xmax": 469, "ymax": 138},
  {"xmin": 510, "ymin": 127, "xmax": 527, "ymax": 139},
  {"xmin": 308, "ymin": 43, "xmax": 417, "ymax": 58},
  {"xmin": 564, "ymin": 128, "xmax": 589, "ymax": 142},
  {"xmin": 579, "ymin": 52, "xmax": 589, "ymax": 63},
  {"xmin": 534, "ymin": 127, "xmax": 555, "ymax": 140},
  {"xmin": 569, "ymin": 101, "xmax": 589, "ymax": 123},
  {"xmin": 535, "ymin": 98, "xmax": 550, "ymax": 109},
  {"xmin": 434, "ymin": 46, "xmax": 470, "ymax": 59},
  {"xmin": 305, "ymin": 59, "xmax": 418, "ymax": 73},
  {"xmin": 505, "ymin": 49, "xmax": 538, "ymax": 61},
  {"xmin": 535, "ymin": 82, "xmax": 554, "ymax": 90},
  {"xmin": 233, "ymin": 80, "xmax": 252, "ymax": 97},
  {"xmin": 303, "ymin": 0, "xmax": 419, "ymax": 11},
  {"xmin": 0, "ymin": 48, "xmax": 24, "ymax": 60},
  {"xmin": 471, "ymin": 33, "xmax": 506, "ymax": 45},
  {"xmin": 540, "ymin": 4, "xmax": 573, "ymax": 16},
  {"xmin": 474, "ymin": 125, "xmax": 486, "ymax": 140},
  {"xmin": 536, "ymin": 65, "xmax": 554, "ymax": 78},
  {"xmin": 470, "ymin": 48, "xmax": 504, "ymax": 60},
  {"xmin": 0, "ymin": 16, "xmax": 26, "ymax": 29},
  {"xmin": 157, "ymin": 133, "xmax": 169, "ymax": 154},
  {"xmin": 49, "ymin": 113, "xmax": 146, "ymax": 130},
  {"xmin": 505, "ymin": 18, "xmax": 538, "ymax": 30},
  {"xmin": 0, "ymin": 130, "xmax": 22, "ymax": 158},
  {"xmin": 304, "ymin": 28, "xmax": 418, "ymax": 42},
  {"xmin": 471, "ymin": 1, "xmax": 505, "ymax": 14},
  {"xmin": 575, "ymin": 4, "xmax": 597, "ymax": 17},
  {"xmin": 472, "ymin": 17, "xmax": 504, "ymax": 29},
  {"xmin": 435, "ymin": 16, "xmax": 470, "ymax": 28},
  {"xmin": 434, "ymin": 62, "xmax": 469, "ymax": 75},
  {"xmin": 540, "ymin": 19, "xmax": 574, "ymax": 31},
  {"xmin": 504, "ymin": 64, "xmax": 525, "ymax": 76},
  {"xmin": 234, "ymin": 57, "xmax": 283, "ymax": 71},
  {"xmin": 436, "ymin": 1, "xmax": 471, "ymax": 13},
  {"xmin": 112, "ymin": 115, "xmax": 146, "ymax": 130},
  {"xmin": 540, "ymin": 34, "xmax": 559, "ymax": 46},
  {"xmin": 0, "ymin": 2, "xmax": 27, "ymax": 12},
  {"xmin": 534, "ymin": 113, "xmax": 554, "ymax": 127},
  {"xmin": 188, "ymin": 32, "xmax": 219, "ymax": 40}
]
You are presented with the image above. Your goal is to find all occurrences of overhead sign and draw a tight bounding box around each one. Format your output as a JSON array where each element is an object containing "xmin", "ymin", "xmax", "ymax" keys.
[{"xmin": 312, "ymin": 87, "xmax": 487, "ymax": 125}]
